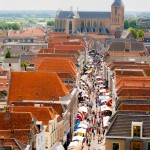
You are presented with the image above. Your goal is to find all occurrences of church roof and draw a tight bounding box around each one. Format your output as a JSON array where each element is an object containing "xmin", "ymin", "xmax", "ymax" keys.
[
  {"xmin": 57, "ymin": 11, "xmax": 111, "ymax": 19},
  {"xmin": 112, "ymin": 0, "xmax": 124, "ymax": 7}
]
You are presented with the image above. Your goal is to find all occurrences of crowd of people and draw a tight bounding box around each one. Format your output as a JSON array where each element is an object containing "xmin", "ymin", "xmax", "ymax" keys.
[{"xmin": 68, "ymin": 51, "xmax": 112, "ymax": 150}]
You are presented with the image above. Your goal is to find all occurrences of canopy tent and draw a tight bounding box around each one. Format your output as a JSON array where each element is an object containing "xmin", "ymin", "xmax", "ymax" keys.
[
  {"xmin": 78, "ymin": 123, "xmax": 88, "ymax": 129},
  {"xmin": 74, "ymin": 122, "xmax": 80, "ymax": 131},
  {"xmin": 101, "ymin": 99, "xmax": 108, "ymax": 103},
  {"xmin": 100, "ymin": 89, "xmax": 106, "ymax": 93},
  {"xmin": 72, "ymin": 136, "xmax": 84, "ymax": 142},
  {"xmin": 76, "ymin": 128, "xmax": 86, "ymax": 134},
  {"xmin": 78, "ymin": 106, "xmax": 88, "ymax": 113},
  {"xmin": 68, "ymin": 141, "xmax": 79, "ymax": 148},
  {"xmin": 103, "ymin": 116, "xmax": 110, "ymax": 127},
  {"xmin": 81, "ymin": 75, "xmax": 88, "ymax": 80},
  {"xmin": 96, "ymin": 76, "xmax": 102, "ymax": 79},
  {"xmin": 80, "ymin": 120, "xmax": 89, "ymax": 126},
  {"xmin": 53, "ymin": 142, "xmax": 65, "ymax": 150},
  {"xmin": 99, "ymin": 96, "xmax": 110, "ymax": 100},
  {"xmin": 76, "ymin": 113, "xmax": 83, "ymax": 121},
  {"xmin": 83, "ymin": 94, "xmax": 88, "ymax": 97},
  {"xmin": 101, "ymin": 105, "xmax": 111, "ymax": 112},
  {"xmin": 85, "ymin": 70, "xmax": 92, "ymax": 74},
  {"xmin": 105, "ymin": 93, "xmax": 110, "ymax": 96}
]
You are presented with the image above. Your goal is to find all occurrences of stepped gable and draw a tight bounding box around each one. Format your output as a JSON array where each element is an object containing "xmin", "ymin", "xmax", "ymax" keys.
[
  {"xmin": 8, "ymin": 72, "xmax": 69, "ymax": 104},
  {"xmin": 106, "ymin": 111, "xmax": 150, "ymax": 137}
]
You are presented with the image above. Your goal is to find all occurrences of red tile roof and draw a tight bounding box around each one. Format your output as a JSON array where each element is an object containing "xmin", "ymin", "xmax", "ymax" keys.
[
  {"xmin": 10, "ymin": 102, "xmax": 64, "ymax": 117},
  {"xmin": 8, "ymin": 72, "xmax": 69, "ymax": 104},
  {"xmin": 0, "ymin": 111, "xmax": 32, "ymax": 144},
  {"xmin": 31, "ymin": 57, "xmax": 77, "ymax": 80},
  {"xmin": 9, "ymin": 106, "xmax": 58, "ymax": 125},
  {"xmin": 9, "ymin": 28, "xmax": 45, "ymax": 39}
]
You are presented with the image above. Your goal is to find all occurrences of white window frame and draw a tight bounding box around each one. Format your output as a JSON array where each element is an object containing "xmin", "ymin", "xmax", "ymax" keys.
[{"xmin": 131, "ymin": 122, "xmax": 143, "ymax": 138}]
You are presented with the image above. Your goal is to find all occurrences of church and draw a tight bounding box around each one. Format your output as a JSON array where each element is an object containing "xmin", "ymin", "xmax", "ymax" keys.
[{"xmin": 55, "ymin": 0, "xmax": 124, "ymax": 35}]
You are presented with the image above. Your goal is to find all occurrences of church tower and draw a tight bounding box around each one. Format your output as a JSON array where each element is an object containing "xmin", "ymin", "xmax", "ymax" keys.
[{"xmin": 111, "ymin": 0, "xmax": 124, "ymax": 31}]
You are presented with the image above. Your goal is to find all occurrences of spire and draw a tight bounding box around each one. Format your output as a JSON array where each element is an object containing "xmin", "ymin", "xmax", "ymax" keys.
[{"xmin": 112, "ymin": 0, "xmax": 124, "ymax": 7}]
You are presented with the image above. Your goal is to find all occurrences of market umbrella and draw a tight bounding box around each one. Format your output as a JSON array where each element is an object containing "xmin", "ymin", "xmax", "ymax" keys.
[
  {"xmin": 72, "ymin": 136, "xmax": 84, "ymax": 142},
  {"xmin": 78, "ymin": 106, "xmax": 88, "ymax": 113},
  {"xmin": 78, "ymin": 123, "xmax": 88, "ymax": 129}
]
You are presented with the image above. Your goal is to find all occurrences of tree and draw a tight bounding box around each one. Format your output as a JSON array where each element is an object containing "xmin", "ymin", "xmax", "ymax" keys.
[
  {"xmin": 47, "ymin": 20, "xmax": 55, "ymax": 26},
  {"xmin": 5, "ymin": 50, "xmax": 11, "ymax": 58},
  {"xmin": 129, "ymin": 27, "xmax": 137, "ymax": 39},
  {"xmin": 137, "ymin": 30, "xmax": 144, "ymax": 38},
  {"xmin": 23, "ymin": 61, "xmax": 28, "ymax": 71},
  {"xmin": 129, "ymin": 20, "xmax": 137, "ymax": 28},
  {"xmin": 124, "ymin": 20, "xmax": 130, "ymax": 29},
  {"xmin": 10, "ymin": 23, "xmax": 20, "ymax": 30}
]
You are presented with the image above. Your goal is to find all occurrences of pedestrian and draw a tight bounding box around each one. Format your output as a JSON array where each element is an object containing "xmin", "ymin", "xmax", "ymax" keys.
[
  {"xmin": 86, "ymin": 137, "xmax": 89, "ymax": 146},
  {"xmin": 98, "ymin": 135, "xmax": 101, "ymax": 144},
  {"xmin": 93, "ymin": 132, "xmax": 95, "ymax": 140}
]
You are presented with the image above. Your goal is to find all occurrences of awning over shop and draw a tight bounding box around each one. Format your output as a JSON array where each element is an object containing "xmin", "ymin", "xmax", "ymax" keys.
[
  {"xmin": 78, "ymin": 123, "xmax": 88, "ymax": 129},
  {"xmin": 72, "ymin": 136, "xmax": 84, "ymax": 142},
  {"xmin": 101, "ymin": 105, "xmax": 111, "ymax": 112},
  {"xmin": 103, "ymin": 116, "xmax": 110, "ymax": 127},
  {"xmin": 78, "ymin": 106, "xmax": 88, "ymax": 113}
]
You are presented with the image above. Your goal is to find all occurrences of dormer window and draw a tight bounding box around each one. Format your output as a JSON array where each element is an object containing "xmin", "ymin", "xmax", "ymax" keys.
[{"xmin": 132, "ymin": 122, "xmax": 143, "ymax": 138}]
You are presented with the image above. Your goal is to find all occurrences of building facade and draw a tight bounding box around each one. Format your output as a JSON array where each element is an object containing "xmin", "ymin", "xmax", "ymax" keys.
[{"xmin": 55, "ymin": 0, "xmax": 124, "ymax": 35}]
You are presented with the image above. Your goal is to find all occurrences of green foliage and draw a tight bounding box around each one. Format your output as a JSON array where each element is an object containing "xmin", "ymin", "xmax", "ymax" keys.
[
  {"xmin": 129, "ymin": 27, "xmax": 137, "ymax": 38},
  {"xmin": 124, "ymin": 20, "xmax": 130, "ymax": 29},
  {"xmin": 24, "ymin": 61, "xmax": 28, "ymax": 71},
  {"xmin": 129, "ymin": 19, "xmax": 137, "ymax": 28},
  {"xmin": 0, "ymin": 22, "xmax": 20, "ymax": 30},
  {"xmin": 5, "ymin": 50, "xmax": 11, "ymax": 58},
  {"xmin": 47, "ymin": 20, "xmax": 55, "ymax": 26},
  {"xmin": 137, "ymin": 30, "xmax": 144, "ymax": 38}
]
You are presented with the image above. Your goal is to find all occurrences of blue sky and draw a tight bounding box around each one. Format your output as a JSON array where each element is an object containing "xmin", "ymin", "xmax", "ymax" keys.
[{"xmin": 0, "ymin": 0, "xmax": 150, "ymax": 12}]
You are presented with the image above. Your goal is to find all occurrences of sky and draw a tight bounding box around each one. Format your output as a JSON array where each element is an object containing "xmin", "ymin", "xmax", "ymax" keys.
[{"xmin": 0, "ymin": 0, "xmax": 150, "ymax": 12}]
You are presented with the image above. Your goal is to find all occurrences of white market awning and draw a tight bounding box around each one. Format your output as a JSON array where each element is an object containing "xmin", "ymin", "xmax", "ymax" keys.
[
  {"xmin": 103, "ymin": 116, "xmax": 110, "ymax": 127},
  {"xmin": 78, "ymin": 106, "xmax": 88, "ymax": 113},
  {"xmin": 78, "ymin": 123, "xmax": 88, "ymax": 129},
  {"xmin": 72, "ymin": 136, "xmax": 84, "ymax": 142},
  {"xmin": 76, "ymin": 128, "xmax": 86, "ymax": 134},
  {"xmin": 101, "ymin": 105, "xmax": 111, "ymax": 112}
]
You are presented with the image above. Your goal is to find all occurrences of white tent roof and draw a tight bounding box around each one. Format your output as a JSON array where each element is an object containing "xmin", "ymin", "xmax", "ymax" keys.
[
  {"xmin": 78, "ymin": 106, "xmax": 88, "ymax": 113},
  {"xmin": 103, "ymin": 116, "xmax": 110, "ymax": 127},
  {"xmin": 78, "ymin": 123, "xmax": 88, "ymax": 129},
  {"xmin": 101, "ymin": 105, "xmax": 111, "ymax": 112},
  {"xmin": 68, "ymin": 141, "xmax": 79, "ymax": 147},
  {"xmin": 96, "ymin": 76, "xmax": 102, "ymax": 79},
  {"xmin": 72, "ymin": 136, "xmax": 84, "ymax": 141},
  {"xmin": 80, "ymin": 120, "xmax": 89, "ymax": 125},
  {"xmin": 100, "ymin": 89, "xmax": 106, "ymax": 93},
  {"xmin": 76, "ymin": 128, "xmax": 86, "ymax": 134}
]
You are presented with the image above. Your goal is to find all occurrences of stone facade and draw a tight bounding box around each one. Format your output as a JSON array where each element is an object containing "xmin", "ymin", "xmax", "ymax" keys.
[{"xmin": 55, "ymin": 0, "xmax": 124, "ymax": 35}]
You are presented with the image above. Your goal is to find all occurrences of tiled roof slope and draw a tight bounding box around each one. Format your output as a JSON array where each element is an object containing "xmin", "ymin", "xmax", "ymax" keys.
[
  {"xmin": 8, "ymin": 72, "xmax": 69, "ymax": 104},
  {"xmin": 106, "ymin": 111, "xmax": 150, "ymax": 137},
  {"xmin": 9, "ymin": 106, "xmax": 58, "ymax": 125},
  {"xmin": 38, "ymin": 48, "xmax": 81, "ymax": 57},
  {"xmin": 11, "ymin": 102, "xmax": 64, "ymax": 117},
  {"xmin": 35, "ymin": 57, "xmax": 76, "ymax": 79},
  {"xmin": 0, "ymin": 138, "xmax": 24, "ymax": 150},
  {"xmin": 9, "ymin": 28, "xmax": 45, "ymax": 39},
  {"xmin": 0, "ymin": 111, "xmax": 32, "ymax": 144}
]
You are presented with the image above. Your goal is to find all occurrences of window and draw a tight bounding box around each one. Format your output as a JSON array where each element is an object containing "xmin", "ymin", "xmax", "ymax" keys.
[
  {"xmin": 69, "ymin": 21, "xmax": 72, "ymax": 34},
  {"xmin": 9, "ymin": 63, "xmax": 11, "ymax": 67},
  {"xmin": 148, "ymin": 142, "xmax": 150, "ymax": 150},
  {"xmin": 132, "ymin": 122, "xmax": 143, "ymax": 138},
  {"xmin": 115, "ymin": 7, "xmax": 117, "ymax": 14},
  {"xmin": 133, "ymin": 126, "xmax": 140, "ymax": 137},
  {"xmin": 112, "ymin": 143, "xmax": 119, "ymax": 150}
]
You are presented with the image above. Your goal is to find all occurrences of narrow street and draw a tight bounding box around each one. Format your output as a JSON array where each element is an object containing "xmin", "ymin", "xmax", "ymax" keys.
[{"xmin": 68, "ymin": 49, "xmax": 112, "ymax": 150}]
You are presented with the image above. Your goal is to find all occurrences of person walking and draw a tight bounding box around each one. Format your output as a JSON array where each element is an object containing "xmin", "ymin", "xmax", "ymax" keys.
[
  {"xmin": 86, "ymin": 137, "xmax": 89, "ymax": 146},
  {"xmin": 98, "ymin": 134, "xmax": 101, "ymax": 144}
]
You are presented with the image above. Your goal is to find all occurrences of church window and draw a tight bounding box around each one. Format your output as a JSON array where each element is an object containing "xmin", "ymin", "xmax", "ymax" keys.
[
  {"xmin": 115, "ymin": 7, "xmax": 117, "ymax": 14},
  {"xmin": 87, "ymin": 21, "xmax": 91, "ymax": 28},
  {"xmin": 81, "ymin": 21, "xmax": 84, "ymax": 28},
  {"xmin": 94, "ymin": 21, "xmax": 97, "ymax": 28},
  {"xmin": 69, "ymin": 21, "xmax": 72, "ymax": 34}
]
